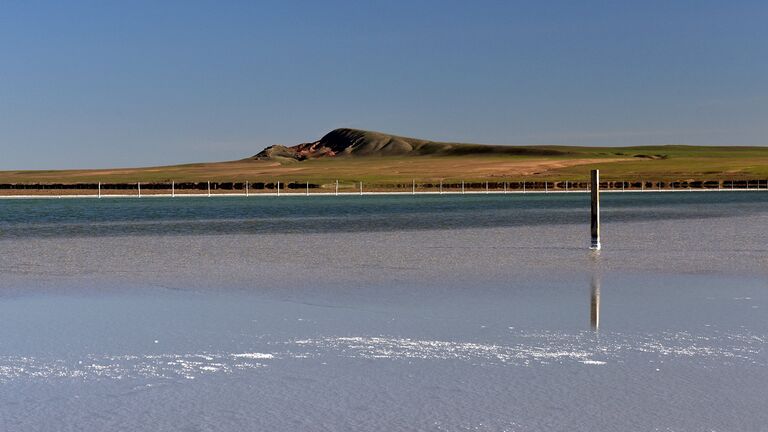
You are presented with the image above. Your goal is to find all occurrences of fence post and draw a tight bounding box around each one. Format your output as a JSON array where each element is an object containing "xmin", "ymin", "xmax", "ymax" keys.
[
  {"xmin": 462, "ymin": 181, "xmax": 465, "ymax": 194},
  {"xmin": 172, "ymin": 181, "xmax": 175, "ymax": 197},
  {"xmin": 335, "ymin": 180, "xmax": 339, "ymax": 196},
  {"xmin": 138, "ymin": 182, "xmax": 141, "ymax": 198},
  {"xmin": 98, "ymin": 182, "xmax": 101, "ymax": 199},
  {"xmin": 590, "ymin": 169, "xmax": 601, "ymax": 250},
  {"xmin": 245, "ymin": 181, "xmax": 249, "ymax": 197},
  {"xmin": 207, "ymin": 181, "xmax": 211, "ymax": 197},
  {"xmin": 306, "ymin": 181, "xmax": 309, "ymax": 196}
]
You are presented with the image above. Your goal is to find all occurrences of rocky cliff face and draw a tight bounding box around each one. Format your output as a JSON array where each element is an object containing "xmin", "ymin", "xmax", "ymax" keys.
[{"xmin": 253, "ymin": 128, "xmax": 568, "ymax": 161}]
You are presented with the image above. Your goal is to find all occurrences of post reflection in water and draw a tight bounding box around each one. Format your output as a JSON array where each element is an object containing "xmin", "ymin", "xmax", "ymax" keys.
[
  {"xmin": 590, "ymin": 271, "xmax": 601, "ymax": 330},
  {"xmin": 589, "ymin": 250, "xmax": 602, "ymax": 331}
]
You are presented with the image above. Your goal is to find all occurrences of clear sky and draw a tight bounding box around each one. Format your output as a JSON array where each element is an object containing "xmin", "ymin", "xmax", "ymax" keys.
[{"xmin": 1, "ymin": 0, "xmax": 766, "ymax": 169}]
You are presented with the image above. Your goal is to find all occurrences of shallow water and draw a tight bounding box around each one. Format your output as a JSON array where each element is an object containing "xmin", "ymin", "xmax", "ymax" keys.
[{"xmin": 1, "ymin": 193, "xmax": 767, "ymax": 431}]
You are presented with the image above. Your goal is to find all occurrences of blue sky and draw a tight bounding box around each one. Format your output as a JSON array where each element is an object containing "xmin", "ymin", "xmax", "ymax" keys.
[{"xmin": 1, "ymin": 0, "xmax": 766, "ymax": 169}]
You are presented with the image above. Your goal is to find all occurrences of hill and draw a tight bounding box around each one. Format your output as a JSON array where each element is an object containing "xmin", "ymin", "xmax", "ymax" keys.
[{"xmin": 253, "ymin": 128, "xmax": 568, "ymax": 160}]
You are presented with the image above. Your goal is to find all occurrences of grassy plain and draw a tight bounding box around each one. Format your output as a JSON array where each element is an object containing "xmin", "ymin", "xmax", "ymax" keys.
[{"xmin": 3, "ymin": 145, "xmax": 768, "ymax": 185}]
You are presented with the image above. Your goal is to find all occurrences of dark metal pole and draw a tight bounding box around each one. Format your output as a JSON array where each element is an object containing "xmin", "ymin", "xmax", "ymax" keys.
[{"xmin": 590, "ymin": 169, "xmax": 601, "ymax": 250}]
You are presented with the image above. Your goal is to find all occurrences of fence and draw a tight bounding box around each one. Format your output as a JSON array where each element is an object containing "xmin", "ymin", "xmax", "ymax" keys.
[{"xmin": 1, "ymin": 179, "xmax": 768, "ymax": 197}]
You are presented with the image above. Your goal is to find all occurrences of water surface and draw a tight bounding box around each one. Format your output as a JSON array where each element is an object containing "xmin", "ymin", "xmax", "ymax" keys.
[{"xmin": 1, "ymin": 193, "xmax": 767, "ymax": 431}]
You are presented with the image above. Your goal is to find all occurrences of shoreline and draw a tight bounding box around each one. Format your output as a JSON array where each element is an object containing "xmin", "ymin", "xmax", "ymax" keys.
[{"xmin": 1, "ymin": 188, "xmax": 766, "ymax": 199}]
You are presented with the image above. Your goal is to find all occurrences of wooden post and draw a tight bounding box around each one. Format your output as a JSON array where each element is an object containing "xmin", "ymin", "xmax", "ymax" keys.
[
  {"xmin": 245, "ymin": 181, "xmax": 249, "ymax": 197},
  {"xmin": 590, "ymin": 169, "xmax": 601, "ymax": 250},
  {"xmin": 335, "ymin": 180, "xmax": 339, "ymax": 196},
  {"xmin": 412, "ymin": 179, "xmax": 415, "ymax": 195},
  {"xmin": 276, "ymin": 181, "xmax": 280, "ymax": 197},
  {"xmin": 360, "ymin": 181, "xmax": 363, "ymax": 196},
  {"xmin": 545, "ymin": 181, "xmax": 548, "ymax": 194},
  {"xmin": 207, "ymin": 181, "xmax": 211, "ymax": 197},
  {"xmin": 138, "ymin": 182, "xmax": 141, "ymax": 198},
  {"xmin": 523, "ymin": 181, "xmax": 526, "ymax": 194},
  {"xmin": 461, "ymin": 181, "xmax": 465, "ymax": 194},
  {"xmin": 306, "ymin": 181, "xmax": 309, "ymax": 196},
  {"xmin": 486, "ymin": 181, "xmax": 489, "ymax": 194},
  {"xmin": 98, "ymin": 182, "xmax": 101, "ymax": 198},
  {"xmin": 172, "ymin": 181, "xmax": 175, "ymax": 197}
]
